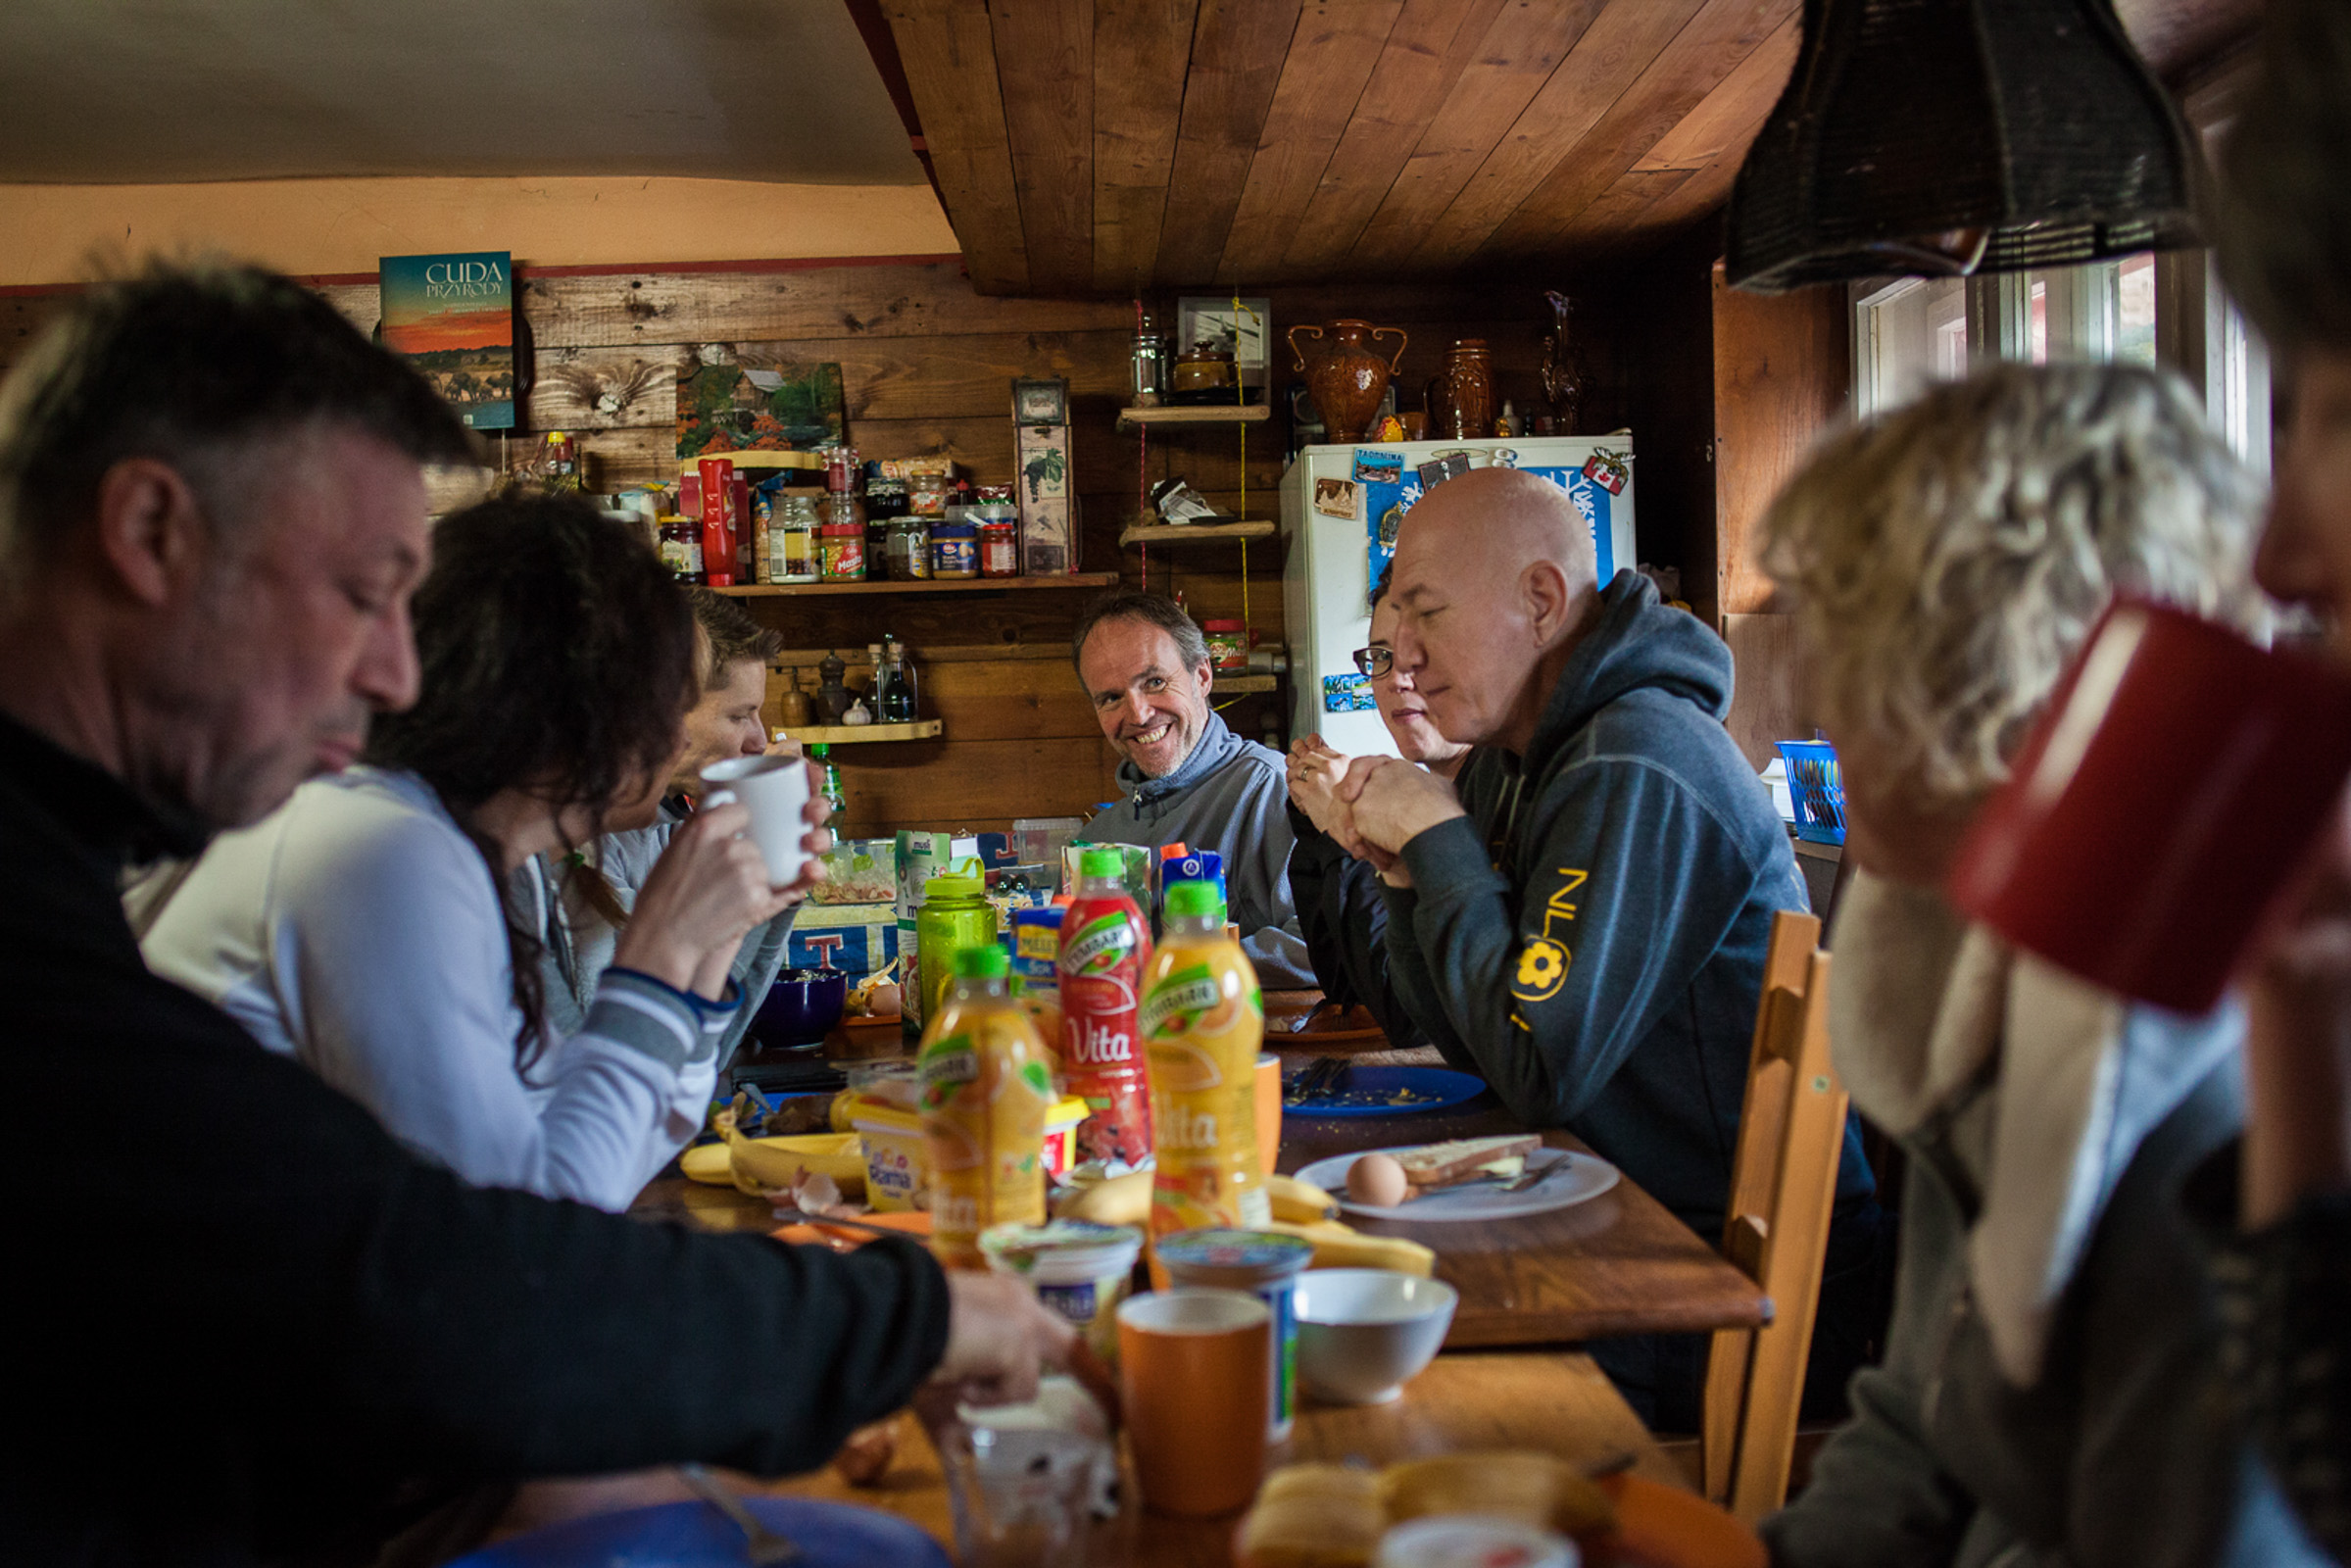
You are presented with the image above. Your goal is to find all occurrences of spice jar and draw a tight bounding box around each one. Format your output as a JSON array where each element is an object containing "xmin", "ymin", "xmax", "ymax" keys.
[
  {"xmin": 929, "ymin": 520, "xmax": 979, "ymax": 579},
  {"xmin": 978, "ymin": 518, "xmax": 1019, "ymax": 577},
  {"xmin": 886, "ymin": 516, "xmax": 933, "ymax": 580},
  {"xmin": 1202, "ymin": 619, "xmax": 1250, "ymax": 671},
  {"xmin": 820, "ymin": 519, "xmax": 866, "ymax": 581}
]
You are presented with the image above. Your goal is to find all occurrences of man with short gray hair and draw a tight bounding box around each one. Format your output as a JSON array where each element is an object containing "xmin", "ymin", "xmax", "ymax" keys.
[{"xmin": 1071, "ymin": 591, "xmax": 1312, "ymax": 986}]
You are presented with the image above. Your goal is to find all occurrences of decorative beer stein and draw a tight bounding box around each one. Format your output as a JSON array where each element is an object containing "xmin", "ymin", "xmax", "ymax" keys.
[
  {"xmin": 1424, "ymin": 339, "xmax": 1496, "ymax": 442},
  {"xmin": 1288, "ymin": 318, "xmax": 1408, "ymax": 443}
]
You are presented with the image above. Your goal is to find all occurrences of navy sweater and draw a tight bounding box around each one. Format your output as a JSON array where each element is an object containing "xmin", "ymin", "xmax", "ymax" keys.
[{"xmin": 1382, "ymin": 572, "xmax": 1874, "ymax": 1239}]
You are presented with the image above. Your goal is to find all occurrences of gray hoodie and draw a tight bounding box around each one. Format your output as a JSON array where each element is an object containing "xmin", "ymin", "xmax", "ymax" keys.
[{"xmin": 1076, "ymin": 711, "xmax": 1315, "ymax": 989}]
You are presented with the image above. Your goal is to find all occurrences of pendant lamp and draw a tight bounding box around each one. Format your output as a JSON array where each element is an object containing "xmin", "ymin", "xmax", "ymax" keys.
[{"xmin": 1725, "ymin": 0, "xmax": 2204, "ymax": 293}]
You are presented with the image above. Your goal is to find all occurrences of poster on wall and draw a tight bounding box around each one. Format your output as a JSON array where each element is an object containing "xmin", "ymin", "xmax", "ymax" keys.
[
  {"xmin": 676, "ymin": 343, "xmax": 846, "ymax": 462},
  {"xmin": 377, "ymin": 252, "xmax": 515, "ymax": 431}
]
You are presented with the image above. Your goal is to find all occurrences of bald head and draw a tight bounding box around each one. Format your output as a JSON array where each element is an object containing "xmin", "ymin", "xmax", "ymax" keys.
[{"xmin": 1383, "ymin": 467, "xmax": 1602, "ymax": 753}]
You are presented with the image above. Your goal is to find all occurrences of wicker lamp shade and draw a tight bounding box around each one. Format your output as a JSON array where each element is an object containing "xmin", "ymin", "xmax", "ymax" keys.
[{"xmin": 1725, "ymin": 0, "xmax": 2204, "ymax": 294}]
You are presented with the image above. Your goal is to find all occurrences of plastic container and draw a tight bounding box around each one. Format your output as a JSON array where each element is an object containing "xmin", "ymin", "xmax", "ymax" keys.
[
  {"xmin": 978, "ymin": 518, "xmax": 1020, "ymax": 577},
  {"xmin": 916, "ymin": 858, "xmax": 999, "ymax": 1032},
  {"xmin": 1155, "ymin": 1228, "xmax": 1315, "ymax": 1440},
  {"xmin": 980, "ymin": 1219, "xmax": 1145, "ymax": 1365},
  {"xmin": 850, "ymin": 1095, "xmax": 930, "ymax": 1212},
  {"xmin": 1774, "ymin": 739, "xmax": 1845, "ymax": 845},
  {"xmin": 1141, "ymin": 880, "xmax": 1268, "ymax": 1237},
  {"xmin": 918, "ymin": 946, "xmax": 1056, "ymax": 1268},
  {"xmin": 819, "ymin": 519, "xmax": 865, "ymax": 582},
  {"xmin": 1058, "ymin": 846, "xmax": 1155, "ymax": 1171},
  {"xmin": 1202, "ymin": 619, "xmax": 1250, "ymax": 672},
  {"xmin": 931, "ymin": 520, "xmax": 979, "ymax": 579},
  {"xmin": 813, "ymin": 837, "xmax": 898, "ymax": 906}
]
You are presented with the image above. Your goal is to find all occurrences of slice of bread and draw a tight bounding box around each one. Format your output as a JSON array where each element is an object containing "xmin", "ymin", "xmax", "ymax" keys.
[{"xmin": 1393, "ymin": 1135, "xmax": 1543, "ymax": 1196}]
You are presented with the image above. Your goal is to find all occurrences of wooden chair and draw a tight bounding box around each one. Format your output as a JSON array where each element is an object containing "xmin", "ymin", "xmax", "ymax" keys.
[{"xmin": 1698, "ymin": 909, "xmax": 1851, "ymax": 1525}]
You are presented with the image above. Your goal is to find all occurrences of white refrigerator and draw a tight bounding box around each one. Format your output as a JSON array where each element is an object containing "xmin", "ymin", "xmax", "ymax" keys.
[{"xmin": 1279, "ymin": 437, "xmax": 1638, "ymax": 753}]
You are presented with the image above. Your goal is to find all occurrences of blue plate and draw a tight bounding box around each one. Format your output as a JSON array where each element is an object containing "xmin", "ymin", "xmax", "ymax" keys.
[
  {"xmin": 446, "ymin": 1497, "xmax": 952, "ymax": 1568},
  {"xmin": 1283, "ymin": 1064, "xmax": 1490, "ymax": 1118}
]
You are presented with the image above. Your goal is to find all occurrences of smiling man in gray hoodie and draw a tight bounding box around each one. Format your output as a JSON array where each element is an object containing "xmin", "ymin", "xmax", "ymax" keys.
[
  {"xmin": 1339, "ymin": 466, "xmax": 1886, "ymax": 1427},
  {"xmin": 1072, "ymin": 591, "xmax": 1314, "ymax": 988}
]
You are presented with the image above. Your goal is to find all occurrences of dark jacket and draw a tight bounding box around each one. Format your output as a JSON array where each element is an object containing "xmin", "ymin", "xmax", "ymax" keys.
[
  {"xmin": 1286, "ymin": 803, "xmax": 1429, "ymax": 1050},
  {"xmin": 0, "ymin": 711, "xmax": 948, "ymax": 1566},
  {"xmin": 1380, "ymin": 572, "xmax": 1873, "ymax": 1239}
]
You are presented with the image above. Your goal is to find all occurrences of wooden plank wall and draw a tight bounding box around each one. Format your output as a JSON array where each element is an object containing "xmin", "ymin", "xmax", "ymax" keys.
[{"xmin": 0, "ymin": 258, "xmax": 1639, "ymax": 837}]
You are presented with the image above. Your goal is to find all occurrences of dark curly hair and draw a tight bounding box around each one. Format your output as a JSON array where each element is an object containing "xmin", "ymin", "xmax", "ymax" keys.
[{"xmin": 364, "ymin": 490, "xmax": 698, "ymax": 1058}]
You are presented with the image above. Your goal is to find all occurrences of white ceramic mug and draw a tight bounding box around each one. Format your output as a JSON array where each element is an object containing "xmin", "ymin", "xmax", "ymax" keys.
[{"xmin": 699, "ymin": 755, "xmax": 813, "ymax": 888}]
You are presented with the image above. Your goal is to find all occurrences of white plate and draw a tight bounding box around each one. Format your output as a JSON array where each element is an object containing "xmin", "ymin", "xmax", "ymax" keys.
[{"xmin": 1294, "ymin": 1146, "xmax": 1620, "ymax": 1223}]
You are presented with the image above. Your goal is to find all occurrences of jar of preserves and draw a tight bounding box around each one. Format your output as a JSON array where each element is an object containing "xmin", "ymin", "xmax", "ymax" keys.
[
  {"xmin": 908, "ymin": 471, "xmax": 951, "ymax": 519},
  {"xmin": 978, "ymin": 518, "xmax": 1019, "ymax": 578},
  {"xmin": 658, "ymin": 515, "xmax": 705, "ymax": 584},
  {"xmin": 930, "ymin": 520, "xmax": 979, "ymax": 579},
  {"xmin": 864, "ymin": 476, "xmax": 908, "ymax": 520},
  {"xmin": 1202, "ymin": 619, "xmax": 1250, "ymax": 671},
  {"xmin": 886, "ymin": 517, "xmax": 933, "ymax": 580},
  {"xmin": 820, "ymin": 519, "xmax": 866, "ymax": 581}
]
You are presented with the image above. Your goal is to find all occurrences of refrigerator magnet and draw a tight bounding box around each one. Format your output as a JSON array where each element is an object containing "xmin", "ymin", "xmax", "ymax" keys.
[
  {"xmin": 1323, "ymin": 673, "xmax": 1377, "ymax": 712},
  {"xmin": 1352, "ymin": 449, "xmax": 1403, "ymax": 485},
  {"xmin": 1312, "ymin": 476, "xmax": 1359, "ymax": 520}
]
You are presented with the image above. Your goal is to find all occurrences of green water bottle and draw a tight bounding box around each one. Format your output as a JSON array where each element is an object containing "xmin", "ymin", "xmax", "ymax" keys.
[
  {"xmin": 914, "ymin": 858, "xmax": 997, "ymax": 1039},
  {"xmin": 808, "ymin": 742, "xmax": 847, "ymax": 832}
]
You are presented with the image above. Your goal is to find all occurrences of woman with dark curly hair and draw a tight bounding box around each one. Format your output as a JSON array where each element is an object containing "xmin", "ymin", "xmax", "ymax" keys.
[{"xmin": 136, "ymin": 491, "xmax": 816, "ymax": 1210}]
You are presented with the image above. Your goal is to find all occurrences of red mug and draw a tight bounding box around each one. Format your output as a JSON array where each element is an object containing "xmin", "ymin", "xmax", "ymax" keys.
[{"xmin": 1947, "ymin": 598, "xmax": 2351, "ymax": 1014}]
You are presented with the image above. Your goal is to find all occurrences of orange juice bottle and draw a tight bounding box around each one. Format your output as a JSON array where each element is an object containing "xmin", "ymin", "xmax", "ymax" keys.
[
  {"xmin": 1140, "ymin": 879, "xmax": 1270, "ymax": 1236},
  {"xmin": 918, "ymin": 944, "xmax": 1055, "ymax": 1269}
]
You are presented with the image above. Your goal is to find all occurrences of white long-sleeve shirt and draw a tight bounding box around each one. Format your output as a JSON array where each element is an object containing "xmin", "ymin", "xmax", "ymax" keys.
[{"xmin": 136, "ymin": 767, "xmax": 729, "ymax": 1211}]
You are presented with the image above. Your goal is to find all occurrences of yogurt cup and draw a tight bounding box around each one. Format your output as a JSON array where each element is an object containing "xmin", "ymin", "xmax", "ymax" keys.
[
  {"xmin": 1373, "ymin": 1516, "xmax": 1579, "ymax": 1568},
  {"xmin": 981, "ymin": 1220, "xmax": 1145, "ymax": 1364},
  {"xmin": 1153, "ymin": 1228, "xmax": 1315, "ymax": 1438}
]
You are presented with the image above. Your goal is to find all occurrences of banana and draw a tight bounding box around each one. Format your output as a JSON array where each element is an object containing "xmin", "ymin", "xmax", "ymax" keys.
[
  {"xmin": 716, "ymin": 1109, "xmax": 868, "ymax": 1199},
  {"xmin": 1261, "ymin": 1217, "xmax": 1437, "ymax": 1277},
  {"xmin": 1264, "ymin": 1173, "xmax": 1340, "ymax": 1224},
  {"xmin": 1054, "ymin": 1166, "xmax": 1153, "ymax": 1228}
]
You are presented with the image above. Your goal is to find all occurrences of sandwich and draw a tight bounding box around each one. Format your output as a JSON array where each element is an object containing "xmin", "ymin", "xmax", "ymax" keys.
[{"xmin": 1394, "ymin": 1134, "xmax": 1542, "ymax": 1197}]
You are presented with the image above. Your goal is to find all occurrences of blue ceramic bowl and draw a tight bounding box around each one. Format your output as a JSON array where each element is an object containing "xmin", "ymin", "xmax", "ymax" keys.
[{"xmin": 753, "ymin": 967, "xmax": 848, "ymax": 1048}]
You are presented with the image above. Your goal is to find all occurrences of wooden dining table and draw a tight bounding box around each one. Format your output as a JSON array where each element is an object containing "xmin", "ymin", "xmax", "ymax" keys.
[{"xmin": 597, "ymin": 1007, "xmax": 1773, "ymax": 1561}]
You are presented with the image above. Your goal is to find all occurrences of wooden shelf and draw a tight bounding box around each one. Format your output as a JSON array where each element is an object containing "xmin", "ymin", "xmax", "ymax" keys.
[
  {"xmin": 1119, "ymin": 519, "xmax": 1278, "ymax": 548},
  {"xmin": 714, "ymin": 572, "xmax": 1117, "ymax": 598},
  {"xmin": 1210, "ymin": 674, "xmax": 1279, "ymax": 694},
  {"xmin": 1116, "ymin": 403, "xmax": 1273, "ymax": 431},
  {"xmin": 780, "ymin": 719, "xmax": 944, "ymax": 745}
]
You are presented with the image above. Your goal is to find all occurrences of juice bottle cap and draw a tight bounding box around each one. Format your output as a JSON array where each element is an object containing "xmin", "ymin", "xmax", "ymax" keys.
[
  {"xmin": 952, "ymin": 945, "xmax": 1008, "ymax": 978},
  {"xmin": 1163, "ymin": 880, "xmax": 1221, "ymax": 920},
  {"xmin": 1079, "ymin": 846, "xmax": 1125, "ymax": 878}
]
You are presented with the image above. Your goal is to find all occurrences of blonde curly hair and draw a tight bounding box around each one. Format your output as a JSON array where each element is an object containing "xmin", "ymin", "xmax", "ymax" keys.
[{"xmin": 1762, "ymin": 362, "xmax": 2269, "ymax": 808}]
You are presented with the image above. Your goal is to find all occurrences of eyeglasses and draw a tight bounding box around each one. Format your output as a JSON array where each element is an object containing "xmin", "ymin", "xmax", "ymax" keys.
[{"xmin": 1350, "ymin": 644, "xmax": 1395, "ymax": 679}]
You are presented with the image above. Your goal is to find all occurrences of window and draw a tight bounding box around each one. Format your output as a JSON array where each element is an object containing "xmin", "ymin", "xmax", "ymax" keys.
[{"xmin": 1852, "ymin": 252, "xmax": 2270, "ymax": 474}]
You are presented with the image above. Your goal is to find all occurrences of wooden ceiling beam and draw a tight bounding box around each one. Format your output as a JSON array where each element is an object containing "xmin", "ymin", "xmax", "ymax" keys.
[
  {"xmin": 880, "ymin": 0, "xmax": 1030, "ymax": 293},
  {"xmin": 1279, "ymin": 0, "xmax": 1509, "ymax": 278},
  {"xmin": 1342, "ymin": 0, "xmax": 1608, "ymax": 274},
  {"xmin": 1217, "ymin": 0, "xmax": 1404, "ymax": 285},
  {"xmin": 1154, "ymin": 0, "xmax": 1305, "ymax": 286},
  {"xmin": 1634, "ymin": 10, "xmax": 1796, "ymax": 172},
  {"xmin": 992, "ymin": 0, "xmax": 1096, "ymax": 296},
  {"xmin": 1478, "ymin": 0, "xmax": 1794, "ymax": 265},
  {"xmin": 1407, "ymin": 0, "xmax": 1711, "ymax": 273},
  {"xmin": 1092, "ymin": 0, "xmax": 1199, "ymax": 296}
]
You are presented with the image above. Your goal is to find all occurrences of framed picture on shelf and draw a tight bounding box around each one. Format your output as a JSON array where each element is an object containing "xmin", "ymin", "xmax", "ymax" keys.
[{"xmin": 1176, "ymin": 297, "xmax": 1272, "ymax": 394}]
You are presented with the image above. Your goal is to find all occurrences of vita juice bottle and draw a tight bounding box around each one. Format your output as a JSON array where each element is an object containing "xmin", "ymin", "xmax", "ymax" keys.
[{"xmin": 918, "ymin": 945, "xmax": 1055, "ymax": 1269}]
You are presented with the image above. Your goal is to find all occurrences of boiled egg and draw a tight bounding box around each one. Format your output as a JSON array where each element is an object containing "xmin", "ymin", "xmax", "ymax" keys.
[{"xmin": 1347, "ymin": 1152, "xmax": 1410, "ymax": 1208}]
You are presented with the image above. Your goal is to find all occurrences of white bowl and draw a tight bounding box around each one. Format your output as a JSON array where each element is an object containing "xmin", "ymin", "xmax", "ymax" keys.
[{"xmin": 1293, "ymin": 1268, "xmax": 1458, "ymax": 1405}]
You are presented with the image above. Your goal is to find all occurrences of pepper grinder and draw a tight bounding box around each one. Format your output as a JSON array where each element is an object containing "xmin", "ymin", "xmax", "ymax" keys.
[
  {"xmin": 775, "ymin": 665, "xmax": 811, "ymax": 729},
  {"xmin": 812, "ymin": 650, "xmax": 852, "ymax": 725}
]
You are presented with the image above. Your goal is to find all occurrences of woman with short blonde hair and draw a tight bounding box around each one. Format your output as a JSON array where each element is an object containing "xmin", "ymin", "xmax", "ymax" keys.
[{"xmin": 1758, "ymin": 363, "xmax": 2320, "ymax": 1568}]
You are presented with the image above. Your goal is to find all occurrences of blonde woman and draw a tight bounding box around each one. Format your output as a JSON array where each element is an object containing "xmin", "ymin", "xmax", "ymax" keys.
[{"xmin": 1757, "ymin": 364, "xmax": 2321, "ymax": 1568}]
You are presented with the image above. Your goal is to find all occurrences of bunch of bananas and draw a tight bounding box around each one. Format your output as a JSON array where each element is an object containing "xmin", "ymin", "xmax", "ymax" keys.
[{"xmin": 1053, "ymin": 1170, "xmax": 1436, "ymax": 1277}]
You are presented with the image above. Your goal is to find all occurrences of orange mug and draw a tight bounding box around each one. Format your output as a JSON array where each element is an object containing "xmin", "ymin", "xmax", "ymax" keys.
[
  {"xmin": 1253, "ymin": 1053, "xmax": 1282, "ymax": 1177},
  {"xmin": 1117, "ymin": 1289, "xmax": 1271, "ymax": 1515}
]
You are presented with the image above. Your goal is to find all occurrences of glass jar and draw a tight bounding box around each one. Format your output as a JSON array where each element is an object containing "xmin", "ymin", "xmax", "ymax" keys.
[
  {"xmin": 820, "ymin": 520, "xmax": 866, "ymax": 581},
  {"xmin": 886, "ymin": 516, "xmax": 933, "ymax": 580},
  {"xmin": 978, "ymin": 519, "xmax": 1019, "ymax": 577},
  {"xmin": 864, "ymin": 477, "xmax": 908, "ymax": 520},
  {"xmin": 657, "ymin": 515, "xmax": 705, "ymax": 585},
  {"xmin": 776, "ymin": 496, "xmax": 822, "ymax": 584},
  {"xmin": 1202, "ymin": 619, "xmax": 1250, "ymax": 671},
  {"xmin": 908, "ymin": 471, "xmax": 951, "ymax": 519},
  {"xmin": 930, "ymin": 520, "xmax": 979, "ymax": 579}
]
